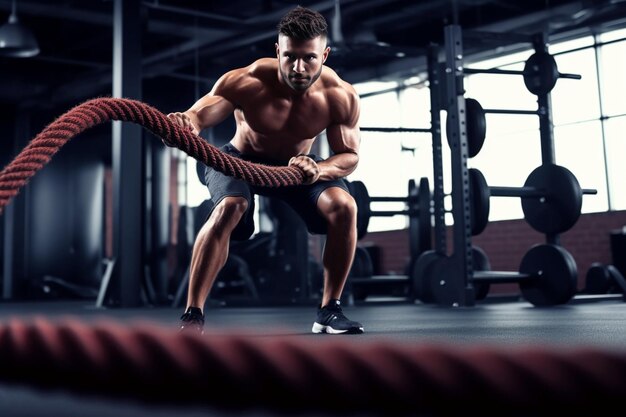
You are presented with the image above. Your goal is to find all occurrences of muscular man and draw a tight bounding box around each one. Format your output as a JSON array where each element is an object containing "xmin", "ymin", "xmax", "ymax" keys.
[{"xmin": 168, "ymin": 6, "xmax": 363, "ymax": 335}]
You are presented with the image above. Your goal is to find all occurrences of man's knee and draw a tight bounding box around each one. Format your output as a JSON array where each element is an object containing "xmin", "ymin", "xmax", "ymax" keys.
[
  {"xmin": 203, "ymin": 196, "xmax": 249, "ymax": 234},
  {"xmin": 322, "ymin": 192, "xmax": 357, "ymax": 225}
]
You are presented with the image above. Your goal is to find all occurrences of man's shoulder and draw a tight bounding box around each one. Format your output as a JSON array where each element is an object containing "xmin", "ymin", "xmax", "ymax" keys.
[
  {"xmin": 216, "ymin": 59, "xmax": 274, "ymax": 95},
  {"xmin": 320, "ymin": 69, "xmax": 359, "ymax": 124},
  {"xmin": 221, "ymin": 59, "xmax": 273, "ymax": 82},
  {"xmin": 240, "ymin": 58, "xmax": 277, "ymax": 84},
  {"xmin": 321, "ymin": 68, "xmax": 358, "ymax": 107},
  {"xmin": 321, "ymin": 67, "xmax": 357, "ymax": 96}
]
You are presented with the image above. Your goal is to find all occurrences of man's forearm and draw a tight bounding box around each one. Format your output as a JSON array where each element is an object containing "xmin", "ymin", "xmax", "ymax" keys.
[{"xmin": 317, "ymin": 152, "xmax": 359, "ymax": 181}]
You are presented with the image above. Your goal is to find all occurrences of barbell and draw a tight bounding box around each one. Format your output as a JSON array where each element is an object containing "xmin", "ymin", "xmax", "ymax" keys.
[
  {"xmin": 419, "ymin": 243, "xmax": 578, "ymax": 306},
  {"xmin": 464, "ymin": 51, "xmax": 582, "ymax": 96},
  {"xmin": 469, "ymin": 165, "xmax": 597, "ymax": 236}
]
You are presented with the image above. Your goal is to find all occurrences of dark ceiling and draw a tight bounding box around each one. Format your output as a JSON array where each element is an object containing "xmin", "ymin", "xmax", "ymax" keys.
[{"xmin": 1, "ymin": 0, "xmax": 625, "ymax": 112}]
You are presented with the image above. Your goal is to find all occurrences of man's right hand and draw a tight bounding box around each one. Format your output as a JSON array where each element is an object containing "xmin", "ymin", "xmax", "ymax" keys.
[{"xmin": 167, "ymin": 112, "xmax": 199, "ymax": 136}]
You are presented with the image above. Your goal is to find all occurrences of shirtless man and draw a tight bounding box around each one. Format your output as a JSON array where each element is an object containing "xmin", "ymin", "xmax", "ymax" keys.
[{"xmin": 168, "ymin": 6, "xmax": 363, "ymax": 335}]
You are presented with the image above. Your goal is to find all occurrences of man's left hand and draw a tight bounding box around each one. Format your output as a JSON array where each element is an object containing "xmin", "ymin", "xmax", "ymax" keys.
[{"xmin": 288, "ymin": 155, "xmax": 320, "ymax": 185}]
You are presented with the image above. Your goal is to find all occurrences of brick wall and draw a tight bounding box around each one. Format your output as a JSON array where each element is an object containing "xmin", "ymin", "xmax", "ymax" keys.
[{"xmin": 359, "ymin": 210, "xmax": 626, "ymax": 294}]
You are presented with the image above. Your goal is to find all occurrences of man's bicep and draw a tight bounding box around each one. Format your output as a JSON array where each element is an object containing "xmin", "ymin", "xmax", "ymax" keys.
[
  {"xmin": 326, "ymin": 123, "xmax": 360, "ymax": 155},
  {"xmin": 327, "ymin": 87, "xmax": 361, "ymax": 154}
]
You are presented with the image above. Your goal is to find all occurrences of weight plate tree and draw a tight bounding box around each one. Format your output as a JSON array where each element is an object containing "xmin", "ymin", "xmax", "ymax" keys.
[{"xmin": 426, "ymin": 24, "xmax": 585, "ymax": 307}]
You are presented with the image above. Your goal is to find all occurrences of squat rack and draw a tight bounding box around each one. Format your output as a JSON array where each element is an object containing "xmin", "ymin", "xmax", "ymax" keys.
[{"xmin": 432, "ymin": 25, "xmax": 583, "ymax": 307}]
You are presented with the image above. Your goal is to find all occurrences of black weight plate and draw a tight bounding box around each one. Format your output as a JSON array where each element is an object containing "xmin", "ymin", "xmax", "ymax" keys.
[
  {"xmin": 408, "ymin": 177, "xmax": 432, "ymax": 257},
  {"xmin": 429, "ymin": 257, "xmax": 468, "ymax": 306},
  {"xmin": 468, "ymin": 168, "xmax": 490, "ymax": 236},
  {"xmin": 349, "ymin": 246, "xmax": 374, "ymax": 278},
  {"xmin": 519, "ymin": 244, "xmax": 578, "ymax": 306},
  {"xmin": 584, "ymin": 262, "xmax": 611, "ymax": 294},
  {"xmin": 408, "ymin": 179, "xmax": 420, "ymax": 259},
  {"xmin": 418, "ymin": 178, "xmax": 432, "ymax": 254},
  {"xmin": 346, "ymin": 180, "xmax": 371, "ymax": 240},
  {"xmin": 521, "ymin": 164, "xmax": 582, "ymax": 235},
  {"xmin": 350, "ymin": 246, "xmax": 374, "ymax": 301},
  {"xmin": 472, "ymin": 246, "xmax": 491, "ymax": 301},
  {"xmin": 412, "ymin": 250, "xmax": 444, "ymax": 303},
  {"xmin": 465, "ymin": 98, "xmax": 487, "ymax": 158},
  {"xmin": 523, "ymin": 51, "xmax": 559, "ymax": 96}
]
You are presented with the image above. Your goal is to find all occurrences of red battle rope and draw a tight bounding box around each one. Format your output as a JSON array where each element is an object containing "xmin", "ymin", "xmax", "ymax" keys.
[
  {"xmin": 0, "ymin": 318, "xmax": 624, "ymax": 415},
  {"xmin": 0, "ymin": 97, "xmax": 307, "ymax": 214}
]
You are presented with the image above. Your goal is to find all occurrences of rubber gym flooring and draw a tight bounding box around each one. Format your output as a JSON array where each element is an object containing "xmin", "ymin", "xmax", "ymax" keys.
[{"xmin": 0, "ymin": 296, "xmax": 624, "ymax": 416}]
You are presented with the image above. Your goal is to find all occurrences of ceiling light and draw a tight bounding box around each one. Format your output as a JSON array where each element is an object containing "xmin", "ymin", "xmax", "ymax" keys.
[{"xmin": 0, "ymin": 0, "xmax": 39, "ymax": 58}]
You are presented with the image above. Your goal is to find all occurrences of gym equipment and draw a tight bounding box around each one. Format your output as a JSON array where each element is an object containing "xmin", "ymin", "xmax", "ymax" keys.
[
  {"xmin": 0, "ymin": 97, "xmax": 310, "ymax": 216},
  {"xmin": 472, "ymin": 246, "xmax": 491, "ymax": 300},
  {"xmin": 349, "ymin": 246, "xmax": 375, "ymax": 301},
  {"xmin": 346, "ymin": 178, "xmax": 432, "ymax": 255},
  {"xmin": 361, "ymin": 127, "xmax": 431, "ymax": 133},
  {"xmin": 426, "ymin": 244, "xmax": 577, "ymax": 307},
  {"xmin": 2, "ymin": 318, "xmax": 625, "ymax": 415},
  {"xmin": 411, "ymin": 250, "xmax": 444, "ymax": 302},
  {"xmin": 412, "ymin": 248, "xmax": 490, "ymax": 303},
  {"xmin": 517, "ymin": 244, "xmax": 578, "ymax": 306},
  {"xmin": 345, "ymin": 180, "xmax": 371, "ymax": 240},
  {"xmin": 468, "ymin": 166, "xmax": 597, "ymax": 235},
  {"xmin": 446, "ymin": 98, "xmax": 486, "ymax": 158},
  {"xmin": 585, "ymin": 262, "xmax": 614, "ymax": 294},
  {"xmin": 348, "ymin": 178, "xmax": 433, "ymax": 302},
  {"xmin": 351, "ymin": 244, "xmax": 417, "ymax": 300},
  {"xmin": 464, "ymin": 50, "xmax": 581, "ymax": 96},
  {"xmin": 584, "ymin": 263, "xmax": 626, "ymax": 301},
  {"xmin": 424, "ymin": 25, "xmax": 587, "ymax": 307}
]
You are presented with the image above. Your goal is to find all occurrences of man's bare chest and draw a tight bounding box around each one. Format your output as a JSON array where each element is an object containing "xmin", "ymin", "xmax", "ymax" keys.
[{"xmin": 239, "ymin": 96, "xmax": 330, "ymax": 138}]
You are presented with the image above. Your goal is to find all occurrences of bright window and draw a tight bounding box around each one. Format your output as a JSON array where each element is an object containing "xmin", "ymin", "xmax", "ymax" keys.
[
  {"xmin": 554, "ymin": 120, "xmax": 608, "ymax": 213},
  {"xmin": 551, "ymin": 47, "xmax": 601, "ymax": 125},
  {"xmin": 604, "ymin": 116, "xmax": 626, "ymax": 210},
  {"xmin": 598, "ymin": 40, "xmax": 626, "ymax": 117}
]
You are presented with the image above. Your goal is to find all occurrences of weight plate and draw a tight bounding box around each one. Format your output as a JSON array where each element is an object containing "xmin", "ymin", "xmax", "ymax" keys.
[
  {"xmin": 519, "ymin": 244, "xmax": 577, "ymax": 306},
  {"xmin": 412, "ymin": 250, "xmax": 445, "ymax": 303},
  {"xmin": 584, "ymin": 262, "xmax": 611, "ymax": 294},
  {"xmin": 472, "ymin": 246, "xmax": 491, "ymax": 301},
  {"xmin": 350, "ymin": 246, "xmax": 374, "ymax": 301},
  {"xmin": 521, "ymin": 164, "xmax": 582, "ymax": 235},
  {"xmin": 347, "ymin": 180, "xmax": 371, "ymax": 240},
  {"xmin": 468, "ymin": 168, "xmax": 490, "ymax": 236},
  {"xmin": 417, "ymin": 177, "xmax": 433, "ymax": 256},
  {"xmin": 465, "ymin": 98, "xmax": 487, "ymax": 158},
  {"xmin": 429, "ymin": 257, "xmax": 467, "ymax": 306},
  {"xmin": 523, "ymin": 51, "xmax": 559, "ymax": 96},
  {"xmin": 408, "ymin": 177, "xmax": 432, "ymax": 257}
]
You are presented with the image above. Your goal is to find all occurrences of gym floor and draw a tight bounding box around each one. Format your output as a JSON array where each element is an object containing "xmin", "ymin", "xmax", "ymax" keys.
[{"xmin": 0, "ymin": 296, "xmax": 624, "ymax": 416}]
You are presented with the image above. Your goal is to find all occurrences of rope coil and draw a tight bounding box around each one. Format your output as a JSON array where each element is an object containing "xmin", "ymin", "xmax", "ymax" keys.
[
  {"xmin": 0, "ymin": 318, "xmax": 624, "ymax": 415},
  {"xmin": 0, "ymin": 97, "xmax": 307, "ymax": 213}
]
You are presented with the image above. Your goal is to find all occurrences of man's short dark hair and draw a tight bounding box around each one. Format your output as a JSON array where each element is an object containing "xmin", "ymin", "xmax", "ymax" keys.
[{"xmin": 277, "ymin": 6, "xmax": 328, "ymax": 40}]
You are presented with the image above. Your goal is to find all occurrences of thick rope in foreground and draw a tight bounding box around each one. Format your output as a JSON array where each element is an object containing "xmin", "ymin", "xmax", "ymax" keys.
[
  {"xmin": 0, "ymin": 97, "xmax": 306, "ymax": 214},
  {"xmin": 0, "ymin": 319, "xmax": 624, "ymax": 415}
]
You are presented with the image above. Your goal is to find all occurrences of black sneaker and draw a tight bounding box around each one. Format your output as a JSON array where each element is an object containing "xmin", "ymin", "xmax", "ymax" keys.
[
  {"xmin": 312, "ymin": 299, "xmax": 364, "ymax": 334},
  {"xmin": 179, "ymin": 307, "xmax": 205, "ymax": 334}
]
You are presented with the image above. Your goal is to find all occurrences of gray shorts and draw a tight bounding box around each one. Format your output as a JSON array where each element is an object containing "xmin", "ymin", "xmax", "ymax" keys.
[{"xmin": 203, "ymin": 143, "xmax": 350, "ymax": 240}]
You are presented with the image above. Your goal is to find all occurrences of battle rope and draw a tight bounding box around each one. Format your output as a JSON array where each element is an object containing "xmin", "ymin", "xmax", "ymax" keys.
[
  {"xmin": 0, "ymin": 319, "xmax": 624, "ymax": 415},
  {"xmin": 0, "ymin": 97, "xmax": 307, "ymax": 214}
]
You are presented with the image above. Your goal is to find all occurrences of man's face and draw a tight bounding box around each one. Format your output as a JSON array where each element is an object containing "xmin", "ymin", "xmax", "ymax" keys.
[{"xmin": 276, "ymin": 34, "xmax": 330, "ymax": 92}]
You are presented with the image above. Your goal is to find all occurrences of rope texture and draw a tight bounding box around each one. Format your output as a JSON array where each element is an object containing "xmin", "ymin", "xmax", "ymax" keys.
[
  {"xmin": 0, "ymin": 318, "xmax": 624, "ymax": 415},
  {"xmin": 0, "ymin": 97, "xmax": 306, "ymax": 213}
]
